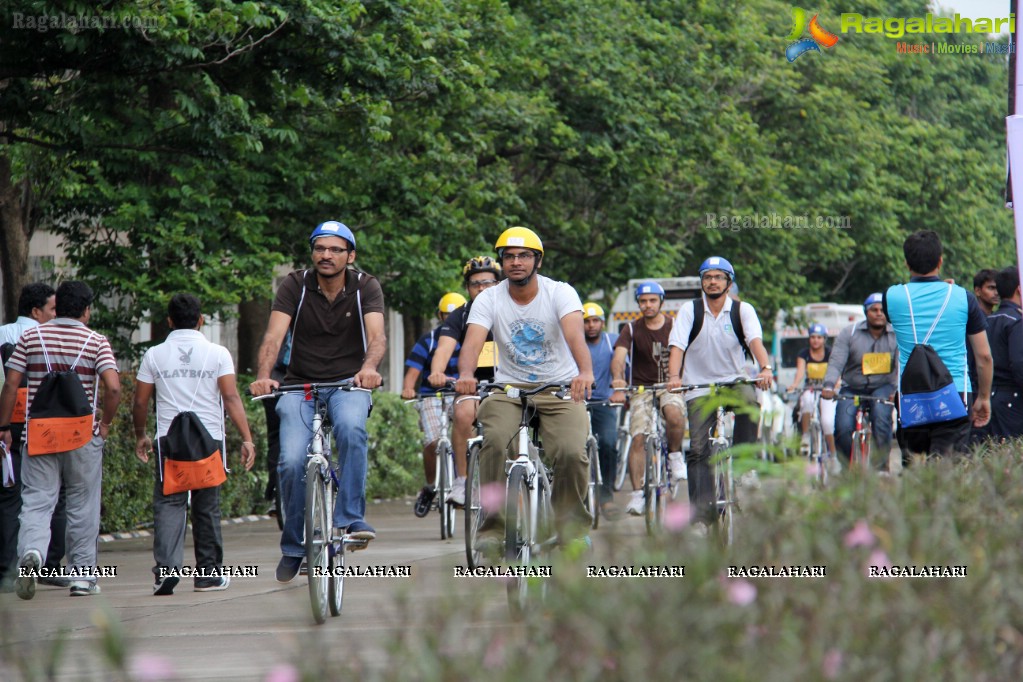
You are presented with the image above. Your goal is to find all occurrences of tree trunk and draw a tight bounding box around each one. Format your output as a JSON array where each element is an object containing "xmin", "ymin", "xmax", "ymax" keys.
[
  {"xmin": 0, "ymin": 151, "xmax": 32, "ymax": 324},
  {"xmin": 237, "ymin": 298, "xmax": 270, "ymax": 375}
]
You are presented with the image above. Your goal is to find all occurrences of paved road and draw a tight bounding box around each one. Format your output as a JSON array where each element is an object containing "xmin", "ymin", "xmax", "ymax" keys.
[{"xmin": 0, "ymin": 497, "xmax": 645, "ymax": 681}]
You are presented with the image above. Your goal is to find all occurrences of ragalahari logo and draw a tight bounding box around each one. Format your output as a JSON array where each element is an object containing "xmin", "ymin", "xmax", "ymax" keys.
[{"xmin": 786, "ymin": 7, "xmax": 839, "ymax": 62}]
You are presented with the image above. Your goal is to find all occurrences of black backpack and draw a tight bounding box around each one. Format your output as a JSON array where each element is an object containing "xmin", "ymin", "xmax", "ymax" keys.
[
  {"xmin": 897, "ymin": 284, "xmax": 968, "ymax": 428},
  {"xmin": 687, "ymin": 298, "xmax": 751, "ymax": 358},
  {"xmin": 26, "ymin": 332, "xmax": 96, "ymax": 455}
]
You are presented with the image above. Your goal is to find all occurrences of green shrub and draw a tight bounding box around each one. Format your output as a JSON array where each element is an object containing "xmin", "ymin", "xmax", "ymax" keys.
[{"xmin": 366, "ymin": 391, "xmax": 421, "ymax": 499}]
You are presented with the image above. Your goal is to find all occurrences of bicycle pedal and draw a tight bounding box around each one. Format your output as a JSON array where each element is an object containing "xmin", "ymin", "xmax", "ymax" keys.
[{"xmin": 344, "ymin": 537, "xmax": 370, "ymax": 551}]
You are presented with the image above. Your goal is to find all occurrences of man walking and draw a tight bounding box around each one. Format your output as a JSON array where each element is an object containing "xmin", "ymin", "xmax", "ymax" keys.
[
  {"xmin": 134, "ymin": 294, "xmax": 256, "ymax": 595},
  {"xmin": 0, "ymin": 281, "xmax": 120, "ymax": 598}
]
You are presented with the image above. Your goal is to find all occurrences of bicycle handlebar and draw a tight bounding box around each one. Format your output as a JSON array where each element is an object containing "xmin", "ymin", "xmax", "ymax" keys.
[
  {"xmin": 247, "ymin": 378, "xmax": 368, "ymax": 401},
  {"xmin": 834, "ymin": 394, "xmax": 894, "ymax": 406},
  {"xmin": 612, "ymin": 379, "xmax": 756, "ymax": 394}
]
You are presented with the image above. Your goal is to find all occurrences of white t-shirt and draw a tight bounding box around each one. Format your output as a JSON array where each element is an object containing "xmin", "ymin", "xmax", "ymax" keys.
[
  {"xmin": 466, "ymin": 275, "xmax": 583, "ymax": 384},
  {"xmin": 137, "ymin": 329, "xmax": 236, "ymax": 439},
  {"xmin": 668, "ymin": 295, "xmax": 763, "ymax": 400}
]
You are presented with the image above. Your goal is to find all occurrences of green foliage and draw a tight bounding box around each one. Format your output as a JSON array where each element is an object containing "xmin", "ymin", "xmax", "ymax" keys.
[
  {"xmin": 366, "ymin": 391, "xmax": 421, "ymax": 500},
  {"xmin": 347, "ymin": 445, "xmax": 1023, "ymax": 680}
]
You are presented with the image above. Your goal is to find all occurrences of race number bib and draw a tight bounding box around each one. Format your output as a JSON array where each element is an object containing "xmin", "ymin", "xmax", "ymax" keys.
[
  {"xmin": 861, "ymin": 352, "xmax": 892, "ymax": 376},
  {"xmin": 478, "ymin": 341, "xmax": 498, "ymax": 368},
  {"xmin": 806, "ymin": 362, "xmax": 827, "ymax": 382}
]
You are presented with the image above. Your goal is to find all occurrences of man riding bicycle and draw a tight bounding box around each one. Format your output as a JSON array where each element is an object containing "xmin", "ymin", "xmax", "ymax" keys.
[
  {"xmin": 582, "ymin": 302, "xmax": 621, "ymax": 519},
  {"xmin": 249, "ymin": 221, "xmax": 385, "ymax": 583},
  {"xmin": 821, "ymin": 293, "xmax": 898, "ymax": 471},
  {"xmin": 666, "ymin": 257, "xmax": 773, "ymax": 532},
  {"xmin": 402, "ymin": 292, "xmax": 466, "ymax": 517},
  {"xmin": 426, "ymin": 256, "xmax": 503, "ymax": 506},
  {"xmin": 609, "ymin": 281, "xmax": 688, "ymax": 517},
  {"xmin": 454, "ymin": 227, "xmax": 593, "ymax": 554}
]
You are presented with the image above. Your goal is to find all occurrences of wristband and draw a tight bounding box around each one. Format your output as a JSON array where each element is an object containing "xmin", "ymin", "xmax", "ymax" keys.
[
  {"xmin": 0, "ymin": 425, "xmax": 9, "ymax": 432},
  {"xmin": 242, "ymin": 441, "xmax": 255, "ymax": 447}
]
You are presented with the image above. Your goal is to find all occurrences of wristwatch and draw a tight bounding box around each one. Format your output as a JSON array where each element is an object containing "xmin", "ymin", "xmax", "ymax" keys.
[{"xmin": 760, "ymin": 365, "xmax": 773, "ymax": 373}]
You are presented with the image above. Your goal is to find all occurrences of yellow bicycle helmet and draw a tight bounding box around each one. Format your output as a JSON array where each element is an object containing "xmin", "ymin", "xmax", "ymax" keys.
[
  {"xmin": 438, "ymin": 292, "xmax": 468, "ymax": 313},
  {"xmin": 582, "ymin": 302, "xmax": 605, "ymax": 320},
  {"xmin": 495, "ymin": 226, "xmax": 544, "ymax": 256},
  {"xmin": 461, "ymin": 256, "xmax": 502, "ymax": 281}
]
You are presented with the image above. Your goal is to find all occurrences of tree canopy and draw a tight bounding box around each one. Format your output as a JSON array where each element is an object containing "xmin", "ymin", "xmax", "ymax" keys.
[{"xmin": 0, "ymin": 0, "xmax": 1015, "ymax": 357}]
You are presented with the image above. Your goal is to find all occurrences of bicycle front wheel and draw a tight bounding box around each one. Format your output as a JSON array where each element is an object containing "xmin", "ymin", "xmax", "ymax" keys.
[
  {"xmin": 809, "ymin": 421, "xmax": 826, "ymax": 487},
  {"xmin": 586, "ymin": 437, "xmax": 600, "ymax": 530},
  {"xmin": 438, "ymin": 442, "xmax": 454, "ymax": 540},
  {"xmin": 464, "ymin": 442, "xmax": 484, "ymax": 569},
  {"xmin": 505, "ymin": 465, "xmax": 532, "ymax": 616},
  {"xmin": 305, "ymin": 459, "xmax": 330, "ymax": 625},
  {"xmin": 713, "ymin": 444, "xmax": 735, "ymax": 546},
  {"xmin": 327, "ymin": 474, "xmax": 344, "ymax": 617},
  {"xmin": 643, "ymin": 438, "xmax": 663, "ymax": 536}
]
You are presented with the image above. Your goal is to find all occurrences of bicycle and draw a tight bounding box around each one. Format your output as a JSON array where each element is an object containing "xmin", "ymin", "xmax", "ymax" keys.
[
  {"xmin": 584, "ymin": 401, "xmax": 622, "ymax": 530},
  {"xmin": 789, "ymin": 387, "xmax": 830, "ymax": 487},
  {"xmin": 252, "ymin": 380, "xmax": 371, "ymax": 625},
  {"xmin": 612, "ymin": 406, "xmax": 632, "ymax": 491},
  {"xmin": 480, "ymin": 382, "xmax": 565, "ymax": 613},
  {"xmin": 405, "ymin": 388, "xmax": 457, "ymax": 540},
  {"xmin": 612, "ymin": 384, "xmax": 676, "ymax": 536},
  {"xmin": 836, "ymin": 394, "xmax": 894, "ymax": 471}
]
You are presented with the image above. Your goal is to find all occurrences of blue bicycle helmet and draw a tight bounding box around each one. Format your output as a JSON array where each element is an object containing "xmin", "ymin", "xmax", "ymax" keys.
[
  {"xmin": 635, "ymin": 281, "xmax": 665, "ymax": 301},
  {"xmin": 863, "ymin": 293, "xmax": 883, "ymax": 310},
  {"xmin": 699, "ymin": 256, "xmax": 735, "ymax": 281},
  {"xmin": 808, "ymin": 323, "xmax": 827, "ymax": 337},
  {"xmin": 309, "ymin": 221, "xmax": 356, "ymax": 250}
]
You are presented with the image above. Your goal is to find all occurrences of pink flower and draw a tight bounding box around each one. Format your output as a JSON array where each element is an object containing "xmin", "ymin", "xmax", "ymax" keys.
[
  {"xmin": 663, "ymin": 501, "xmax": 690, "ymax": 532},
  {"xmin": 805, "ymin": 462, "xmax": 821, "ymax": 478},
  {"xmin": 843, "ymin": 519, "xmax": 875, "ymax": 548},
  {"xmin": 128, "ymin": 654, "xmax": 176, "ymax": 681},
  {"xmin": 866, "ymin": 549, "xmax": 893, "ymax": 577},
  {"xmin": 483, "ymin": 635, "xmax": 505, "ymax": 669},
  {"xmin": 264, "ymin": 664, "xmax": 300, "ymax": 682},
  {"xmin": 822, "ymin": 649, "xmax": 843, "ymax": 679},
  {"xmin": 725, "ymin": 578, "xmax": 757, "ymax": 606},
  {"xmin": 479, "ymin": 482, "xmax": 506, "ymax": 512}
]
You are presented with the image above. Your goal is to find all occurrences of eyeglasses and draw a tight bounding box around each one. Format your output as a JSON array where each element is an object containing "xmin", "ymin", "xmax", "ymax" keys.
[
  {"xmin": 468, "ymin": 279, "xmax": 499, "ymax": 289},
  {"xmin": 702, "ymin": 274, "xmax": 728, "ymax": 282},
  {"xmin": 502, "ymin": 251, "xmax": 536, "ymax": 263},
  {"xmin": 313, "ymin": 245, "xmax": 350, "ymax": 256}
]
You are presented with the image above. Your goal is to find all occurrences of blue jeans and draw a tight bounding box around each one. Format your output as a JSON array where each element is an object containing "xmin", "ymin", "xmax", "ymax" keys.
[
  {"xmin": 277, "ymin": 388, "xmax": 372, "ymax": 557},
  {"xmin": 834, "ymin": 385, "xmax": 894, "ymax": 469},
  {"xmin": 587, "ymin": 404, "xmax": 618, "ymax": 504}
]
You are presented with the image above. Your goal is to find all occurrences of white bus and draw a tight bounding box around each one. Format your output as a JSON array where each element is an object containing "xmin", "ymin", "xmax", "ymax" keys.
[{"xmin": 608, "ymin": 277, "xmax": 702, "ymax": 333}]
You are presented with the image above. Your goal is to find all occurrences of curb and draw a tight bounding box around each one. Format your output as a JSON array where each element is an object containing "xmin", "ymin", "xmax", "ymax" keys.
[{"xmin": 99, "ymin": 514, "xmax": 274, "ymax": 543}]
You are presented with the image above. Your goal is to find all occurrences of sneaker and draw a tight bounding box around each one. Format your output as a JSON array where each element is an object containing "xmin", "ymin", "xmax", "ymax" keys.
[
  {"xmin": 38, "ymin": 575, "xmax": 71, "ymax": 588},
  {"xmin": 800, "ymin": 433, "xmax": 810, "ymax": 456},
  {"xmin": 275, "ymin": 555, "xmax": 303, "ymax": 583},
  {"xmin": 194, "ymin": 576, "xmax": 230, "ymax": 592},
  {"xmin": 690, "ymin": 522, "xmax": 710, "ymax": 538},
  {"xmin": 69, "ymin": 581, "xmax": 100, "ymax": 597},
  {"xmin": 668, "ymin": 452, "xmax": 687, "ymax": 482},
  {"xmin": 600, "ymin": 501, "xmax": 622, "ymax": 522},
  {"xmin": 445, "ymin": 477, "xmax": 466, "ymax": 507},
  {"xmin": 346, "ymin": 520, "xmax": 376, "ymax": 542},
  {"xmin": 413, "ymin": 485, "xmax": 437, "ymax": 518},
  {"xmin": 153, "ymin": 576, "xmax": 179, "ymax": 596},
  {"xmin": 14, "ymin": 549, "xmax": 42, "ymax": 601},
  {"xmin": 625, "ymin": 490, "xmax": 645, "ymax": 516}
]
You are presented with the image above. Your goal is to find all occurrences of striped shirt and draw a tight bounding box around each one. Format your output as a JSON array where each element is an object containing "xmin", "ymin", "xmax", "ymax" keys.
[
  {"xmin": 405, "ymin": 328, "xmax": 459, "ymax": 395},
  {"xmin": 5, "ymin": 318, "xmax": 118, "ymax": 408}
]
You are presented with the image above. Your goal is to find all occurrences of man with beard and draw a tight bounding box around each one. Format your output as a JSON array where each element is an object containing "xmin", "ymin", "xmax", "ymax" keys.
[
  {"xmin": 455, "ymin": 227, "xmax": 593, "ymax": 554},
  {"xmin": 666, "ymin": 257, "xmax": 773, "ymax": 533},
  {"xmin": 249, "ymin": 221, "xmax": 385, "ymax": 583},
  {"xmin": 985, "ymin": 266, "xmax": 1023, "ymax": 440},
  {"xmin": 582, "ymin": 302, "xmax": 621, "ymax": 519},
  {"xmin": 821, "ymin": 294, "xmax": 899, "ymax": 471},
  {"xmin": 610, "ymin": 282, "xmax": 688, "ymax": 517}
]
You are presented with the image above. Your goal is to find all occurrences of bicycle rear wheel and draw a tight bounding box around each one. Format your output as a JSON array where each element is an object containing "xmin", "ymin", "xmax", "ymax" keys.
[
  {"xmin": 586, "ymin": 437, "xmax": 600, "ymax": 530},
  {"xmin": 305, "ymin": 459, "xmax": 330, "ymax": 625},
  {"xmin": 464, "ymin": 442, "xmax": 484, "ymax": 569},
  {"xmin": 438, "ymin": 442, "xmax": 455, "ymax": 540},
  {"xmin": 505, "ymin": 465, "xmax": 532, "ymax": 616},
  {"xmin": 613, "ymin": 420, "xmax": 631, "ymax": 491}
]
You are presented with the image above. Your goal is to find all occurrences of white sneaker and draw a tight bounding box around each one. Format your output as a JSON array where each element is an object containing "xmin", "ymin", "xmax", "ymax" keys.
[
  {"xmin": 800, "ymin": 433, "xmax": 810, "ymax": 456},
  {"xmin": 625, "ymin": 490, "xmax": 645, "ymax": 516},
  {"xmin": 668, "ymin": 452, "xmax": 687, "ymax": 482},
  {"xmin": 445, "ymin": 477, "xmax": 466, "ymax": 507}
]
